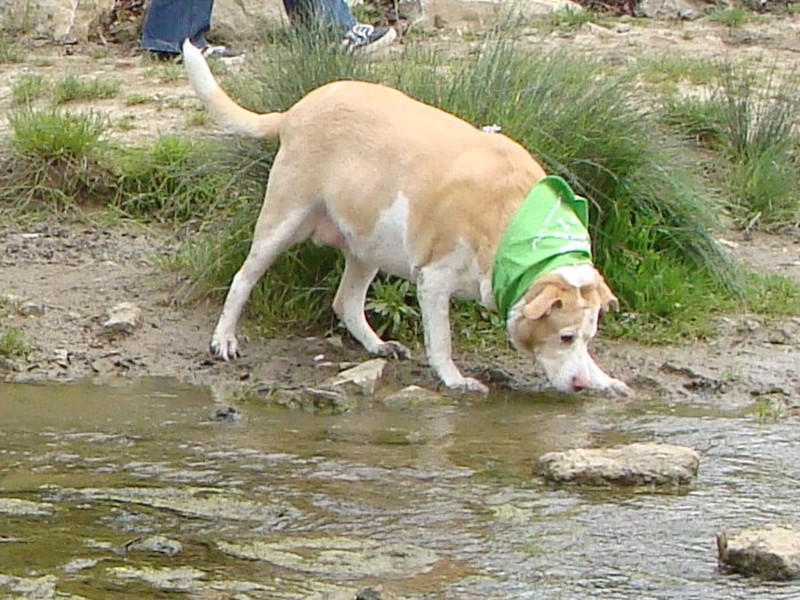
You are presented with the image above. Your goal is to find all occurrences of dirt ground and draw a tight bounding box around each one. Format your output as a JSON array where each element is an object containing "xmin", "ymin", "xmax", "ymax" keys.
[{"xmin": 1, "ymin": 14, "xmax": 799, "ymax": 407}]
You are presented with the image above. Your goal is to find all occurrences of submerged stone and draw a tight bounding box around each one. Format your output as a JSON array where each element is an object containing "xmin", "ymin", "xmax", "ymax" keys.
[
  {"xmin": 381, "ymin": 385, "xmax": 447, "ymax": 408},
  {"xmin": 717, "ymin": 525, "xmax": 800, "ymax": 580},
  {"xmin": 535, "ymin": 442, "xmax": 699, "ymax": 487},
  {"xmin": 124, "ymin": 535, "xmax": 183, "ymax": 556},
  {"xmin": 0, "ymin": 498, "xmax": 54, "ymax": 516},
  {"xmin": 63, "ymin": 486, "xmax": 299, "ymax": 524},
  {"xmin": 218, "ymin": 536, "xmax": 438, "ymax": 579},
  {"xmin": 111, "ymin": 566, "xmax": 205, "ymax": 592}
]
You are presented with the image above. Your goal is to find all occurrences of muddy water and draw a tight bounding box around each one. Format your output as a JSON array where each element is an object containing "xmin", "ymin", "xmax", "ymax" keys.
[{"xmin": 1, "ymin": 379, "xmax": 798, "ymax": 599}]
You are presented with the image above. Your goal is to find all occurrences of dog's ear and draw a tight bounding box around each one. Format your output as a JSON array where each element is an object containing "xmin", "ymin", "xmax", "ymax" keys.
[
  {"xmin": 523, "ymin": 285, "xmax": 563, "ymax": 321},
  {"xmin": 597, "ymin": 279, "xmax": 619, "ymax": 312}
]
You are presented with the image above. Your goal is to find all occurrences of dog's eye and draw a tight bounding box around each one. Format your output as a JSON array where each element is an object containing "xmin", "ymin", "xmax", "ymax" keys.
[{"xmin": 560, "ymin": 333, "xmax": 575, "ymax": 344}]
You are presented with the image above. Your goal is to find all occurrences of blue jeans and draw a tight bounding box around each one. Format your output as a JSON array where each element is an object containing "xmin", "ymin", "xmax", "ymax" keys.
[
  {"xmin": 141, "ymin": 0, "xmax": 214, "ymax": 54},
  {"xmin": 141, "ymin": 0, "xmax": 357, "ymax": 55},
  {"xmin": 282, "ymin": 0, "xmax": 356, "ymax": 32}
]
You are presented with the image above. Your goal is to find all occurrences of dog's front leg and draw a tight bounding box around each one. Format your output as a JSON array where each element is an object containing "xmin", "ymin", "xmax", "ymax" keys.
[
  {"xmin": 586, "ymin": 354, "xmax": 632, "ymax": 397},
  {"xmin": 417, "ymin": 268, "xmax": 488, "ymax": 394}
]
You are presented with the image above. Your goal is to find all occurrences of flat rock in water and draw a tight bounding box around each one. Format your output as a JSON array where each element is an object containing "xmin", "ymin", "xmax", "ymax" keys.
[
  {"xmin": 535, "ymin": 442, "xmax": 699, "ymax": 487},
  {"xmin": 717, "ymin": 525, "xmax": 800, "ymax": 580},
  {"xmin": 328, "ymin": 358, "xmax": 386, "ymax": 396},
  {"xmin": 381, "ymin": 385, "xmax": 446, "ymax": 408}
]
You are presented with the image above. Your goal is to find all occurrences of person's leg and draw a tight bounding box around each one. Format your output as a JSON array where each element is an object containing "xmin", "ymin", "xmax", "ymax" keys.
[
  {"xmin": 284, "ymin": 0, "xmax": 396, "ymax": 51},
  {"xmin": 283, "ymin": 0, "xmax": 355, "ymax": 31},
  {"xmin": 141, "ymin": 0, "xmax": 214, "ymax": 54}
]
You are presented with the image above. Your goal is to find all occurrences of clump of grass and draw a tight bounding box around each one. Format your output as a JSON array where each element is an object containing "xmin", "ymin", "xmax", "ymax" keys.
[
  {"xmin": 0, "ymin": 328, "xmax": 31, "ymax": 359},
  {"xmin": 0, "ymin": 34, "xmax": 21, "ymax": 63},
  {"xmin": 113, "ymin": 136, "xmax": 232, "ymax": 223},
  {"xmin": 634, "ymin": 56, "xmax": 721, "ymax": 91},
  {"xmin": 1, "ymin": 108, "xmax": 112, "ymax": 208},
  {"xmin": 53, "ymin": 75, "xmax": 120, "ymax": 104},
  {"xmin": 543, "ymin": 9, "xmax": 598, "ymax": 32},
  {"xmin": 11, "ymin": 73, "xmax": 47, "ymax": 107},
  {"xmin": 709, "ymin": 7, "xmax": 753, "ymax": 28},
  {"xmin": 715, "ymin": 64, "xmax": 798, "ymax": 228}
]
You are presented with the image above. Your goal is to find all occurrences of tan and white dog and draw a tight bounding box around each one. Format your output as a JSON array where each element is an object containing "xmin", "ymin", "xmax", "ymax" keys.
[{"xmin": 182, "ymin": 40, "xmax": 630, "ymax": 395}]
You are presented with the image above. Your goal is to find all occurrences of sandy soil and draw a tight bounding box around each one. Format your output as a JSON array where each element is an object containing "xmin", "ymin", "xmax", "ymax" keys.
[{"xmin": 1, "ymin": 15, "xmax": 799, "ymax": 407}]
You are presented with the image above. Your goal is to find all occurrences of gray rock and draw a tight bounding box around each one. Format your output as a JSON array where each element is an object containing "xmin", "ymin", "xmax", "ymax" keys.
[
  {"xmin": 110, "ymin": 566, "xmax": 205, "ymax": 592},
  {"xmin": 717, "ymin": 525, "xmax": 800, "ymax": 580},
  {"xmin": 637, "ymin": 0, "xmax": 712, "ymax": 19},
  {"xmin": 535, "ymin": 442, "xmax": 700, "ymax": 487},
  {"xmin": 0, "ymin": 498, "xmax": 54, "ymax": 516},
  {"xmin": 19, "ymin": 301, "xmax": 45, "ymax": 316},
  {"xmin": 280, "ymin": 387, "xmax": 357, "ymax": 413},
  {"xmin": 103, "ymin": 302, "xmax": 142, "ymax": 334},
  {"xmin": 328, "ymin": 358, "xmax": 386, "ymax": 396},
  {"xmin": 381, "ymin": 385, "xmax": 447, "ymax": 409},
  {"xmin": 124, "ymin": 535, "xmax": 183, "ymax": 556},
  {"xmin": 62, "ymin": 558, "xmax": 100, "ymax": 573}
]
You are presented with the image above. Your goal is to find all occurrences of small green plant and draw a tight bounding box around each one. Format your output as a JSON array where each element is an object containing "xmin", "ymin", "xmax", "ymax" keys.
[
  {"xmin": 543, "ymin": 9, "xmax": 597, "ymax": 32},
  {"xmin": 365, "ymin": 278, "xmax": 420, "ymax": 341},
  {"xmin": 0, "ymin": 34, "xmax": 21, "ymax": 63},
  {"xmin": 751, "ymin": 397, "xmax": 787, "ymax": 423},
  {"xmin": 0, "ymin": 328, "xmax": 31, "ymax": 359},
  {"xmin": 11, "ymin": 73, "xmax": 47, "ymax": 107},
  {"xmin": 124, "ymin": 93, "xmax": 153, "ymax": 106},
  {"xmin": 53, "ymin": 75, "xmax": 120, "ymax": 105},
  {"xmin": 709, "ymin": 7, "xmax": 752, "ymax": 28},
  {"xmin": 635, "ymin": 56, "xmax": 721, "ymax": 89}
]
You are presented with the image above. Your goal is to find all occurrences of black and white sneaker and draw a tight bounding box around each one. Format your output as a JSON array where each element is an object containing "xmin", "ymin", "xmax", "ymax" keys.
[{"xmin": 342, "ymin": 23, "xmax": 397, "ymax": 53}]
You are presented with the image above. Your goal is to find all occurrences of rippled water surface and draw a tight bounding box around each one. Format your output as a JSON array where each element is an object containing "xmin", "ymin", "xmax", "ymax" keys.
[{"xmin": 1, "ymin": 379, "xmax": 798, "ymax": 598}]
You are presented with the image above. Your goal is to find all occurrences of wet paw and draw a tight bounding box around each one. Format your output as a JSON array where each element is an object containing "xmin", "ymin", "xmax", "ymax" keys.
[
  {"xmin": 209, "ymin": 336, "xmax": 239, "ymax": 361},
  {"xmin": 447, "ymin": 376, "xmax": 489, "ymax": 395},
  {"xmin": 375, "ymin": 341, "xmax": 411, "ymax": 360},
  {"xmin": 606, "ymin": 378, "xmax": 633, "ymax": 397}
]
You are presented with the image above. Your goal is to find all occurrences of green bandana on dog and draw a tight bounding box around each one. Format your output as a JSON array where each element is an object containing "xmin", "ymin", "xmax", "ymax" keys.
[{"xmin": 492, "ymin": 176, "xmax": 593, "ymax": 322}]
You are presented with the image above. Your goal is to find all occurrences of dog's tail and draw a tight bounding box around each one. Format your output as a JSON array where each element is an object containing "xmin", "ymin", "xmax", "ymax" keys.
[{"xmin": 182, "ymin": 40, "xmax": 282, "ymax": 140}]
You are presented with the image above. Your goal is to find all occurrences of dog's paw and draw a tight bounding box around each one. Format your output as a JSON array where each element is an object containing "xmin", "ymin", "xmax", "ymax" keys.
[
  {"xmin": 209, "ymin": 336, "xmax": 239, "ymax": 361},
  {"xmin": 447, "ymin": 376, "xmax": 489, "ymax": 395},
  {"xmin": 605, "ymin": 378, "xmax": 633, "ymax": 397},
  {"xmin": 375, "ymin": 341, "xmax": 411, "ymax": 360}
]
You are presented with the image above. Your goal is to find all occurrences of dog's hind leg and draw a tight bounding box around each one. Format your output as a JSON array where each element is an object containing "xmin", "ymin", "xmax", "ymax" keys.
[
  {"xmin": 333, "ymin": 252, "xmax": 411, "ymax": 360},
  {"xmin": 210, "ymin": 206, "xmax": 315, "ymax": 361}
]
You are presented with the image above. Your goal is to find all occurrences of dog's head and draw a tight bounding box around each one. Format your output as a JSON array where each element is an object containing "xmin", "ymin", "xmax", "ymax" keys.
[{"xmin": 508, "ymin": 265, "xmax": 619, "ymax": 393}]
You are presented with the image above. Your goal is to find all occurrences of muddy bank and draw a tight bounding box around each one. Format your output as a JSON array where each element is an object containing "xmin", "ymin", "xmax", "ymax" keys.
[{"xmin": 1, "ymin": 217, "xmax": 799, "ymax": 413}]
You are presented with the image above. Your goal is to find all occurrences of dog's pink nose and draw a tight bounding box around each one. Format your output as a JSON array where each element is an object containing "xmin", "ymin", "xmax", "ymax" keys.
[{"xmin": 571, "ymin": 375, "xmax": 590, "ymax": 392}]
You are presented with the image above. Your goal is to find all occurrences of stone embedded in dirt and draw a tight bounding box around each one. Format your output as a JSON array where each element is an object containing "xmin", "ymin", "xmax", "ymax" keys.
[
  {"xmin": 124, "ymin": 535, "xmax": 183, "ymax": 556},
  {"xmin": 103, "ymin": 302, "xmax": 142, "ymax": 334},
  {"xmin": 18, "ymin": 301, "xmax": 45, "ymax": 316},
  {"xmin": 357, "ymin": 586, "xmax": 398, "ymax": 600},
  {"xmin": 534, "ymin": 442, "xmax": 700, "ymax": 487},
  {"xmin": 717, "ymin": 525, "xmax": 800, "ymax": 580},
  {"xmin": 62, "ymin": 558, "xmax": 99, "ymax": 574},
  {"xmin": 381, "ymin": 385, "xmax": 447, "ymax": 409},
  {"xmin": 328, "ymin": 358, "xmax": 387, "ymax": 396}
]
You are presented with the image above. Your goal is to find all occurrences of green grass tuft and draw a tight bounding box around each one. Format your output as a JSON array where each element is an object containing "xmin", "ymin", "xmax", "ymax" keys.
[
  {"xmin": 53, "ymin": 75, "xmax": 121, "ymax": 105},
  {"xmin": 0, "ymin": 328, "xmax": 31, "ymax": 359}
]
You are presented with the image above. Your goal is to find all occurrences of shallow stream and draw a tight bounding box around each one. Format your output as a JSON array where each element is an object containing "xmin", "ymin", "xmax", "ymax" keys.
[{"xmin": 1, "ymin": 379, "xmax": 798, "ymax": 599}]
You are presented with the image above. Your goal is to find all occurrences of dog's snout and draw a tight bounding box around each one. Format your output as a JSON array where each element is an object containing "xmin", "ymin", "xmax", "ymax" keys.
[{"xmin": 571, "ymin": 374, "xmax": 590, "ymax": 392}]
